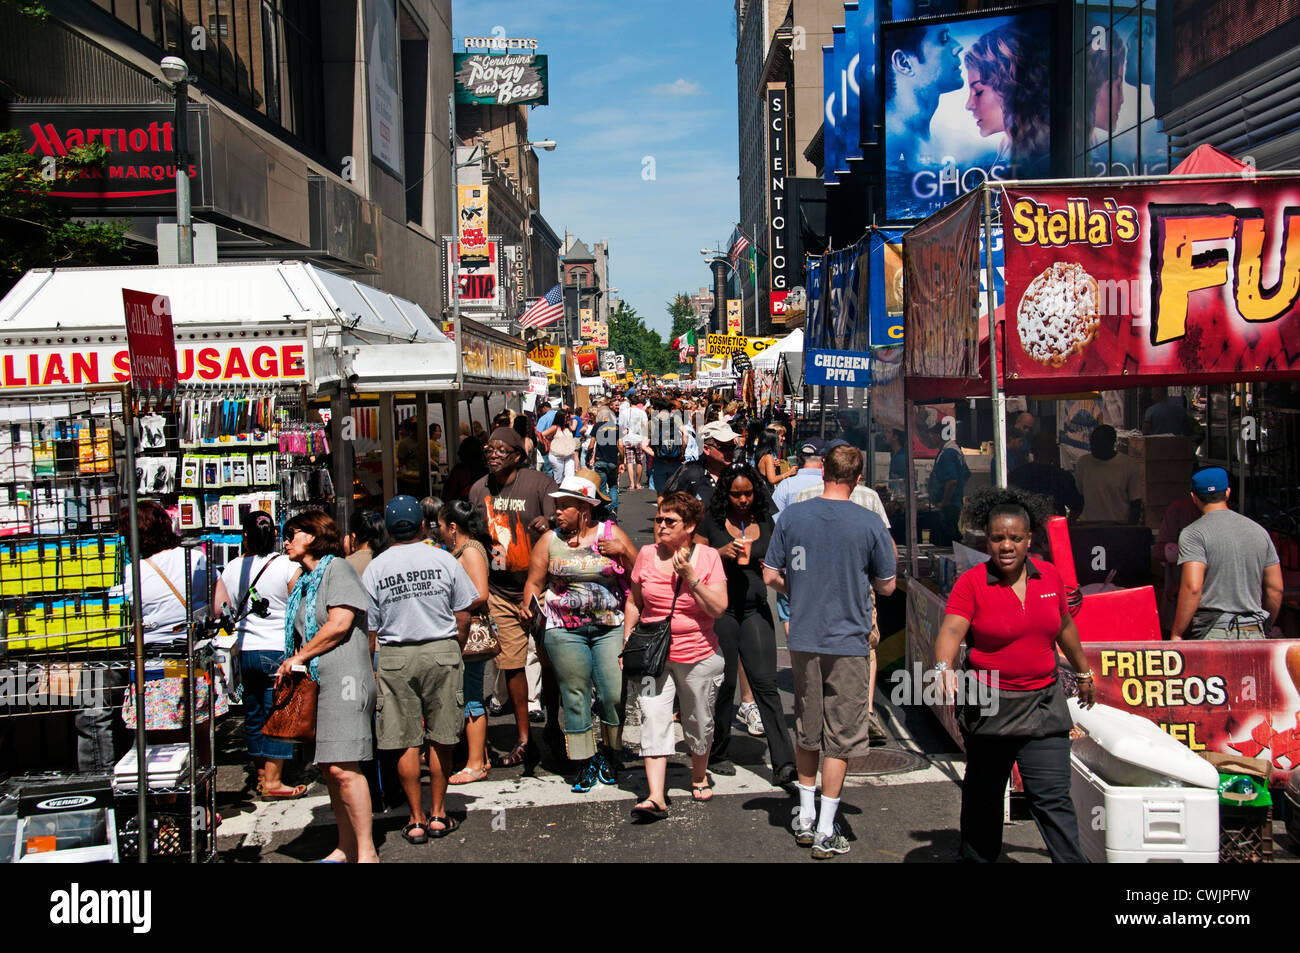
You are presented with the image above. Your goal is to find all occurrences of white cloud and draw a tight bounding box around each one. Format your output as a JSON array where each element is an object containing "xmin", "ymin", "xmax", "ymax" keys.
[{"xmin": 653, "ymin": 78, "xmax": 702, "ymax": 97}]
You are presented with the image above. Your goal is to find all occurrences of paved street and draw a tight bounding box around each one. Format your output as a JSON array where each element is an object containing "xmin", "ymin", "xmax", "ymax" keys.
[{"xmin": 212, "ymin": 486, "xmax": 1298, "ymax": 863}]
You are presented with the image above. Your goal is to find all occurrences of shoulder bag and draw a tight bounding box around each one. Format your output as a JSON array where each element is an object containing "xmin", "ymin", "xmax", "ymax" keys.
[
  {"xmin": 620, "ymin": 546, "xmax": 692, "ymax": 679},
  {"xmin": 261, "ymin": 669, "xmax": 318, "ymax": 742}
]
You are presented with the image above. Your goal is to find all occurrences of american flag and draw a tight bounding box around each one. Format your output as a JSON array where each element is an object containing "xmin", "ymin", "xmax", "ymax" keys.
[
  {"xmin": 728, "ymin": 228, "xmax": 750, "ymax": 271},
  {"xmin": 518, "ymin": 284, "xmax": 564, "ymax": 329}
]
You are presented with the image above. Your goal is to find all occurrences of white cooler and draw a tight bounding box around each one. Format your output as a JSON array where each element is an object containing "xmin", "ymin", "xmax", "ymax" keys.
[{"xmin": 1068, "ymin": 700, "xmax": 1220, "ymax": 863}]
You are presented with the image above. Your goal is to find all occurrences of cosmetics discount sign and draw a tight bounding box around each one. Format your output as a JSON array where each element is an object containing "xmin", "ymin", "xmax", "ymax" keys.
[{"xmin": 1000, "ymin": 177, "xmax": 1300, "ymax": 391}]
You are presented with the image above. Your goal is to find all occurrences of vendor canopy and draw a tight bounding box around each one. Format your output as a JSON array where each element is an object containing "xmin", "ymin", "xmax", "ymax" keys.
[
  {"xmin": 999, "ymin": 175, "xmax": 1300, "ymax": 392},
  {"xmin": 0, "ymin": 261, "xmax": 456, "ymax": 391}
]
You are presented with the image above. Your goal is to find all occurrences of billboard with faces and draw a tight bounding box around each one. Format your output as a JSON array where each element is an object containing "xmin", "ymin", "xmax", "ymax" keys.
[
  {"xmin": 1084, "ymin": 8, "xmax": 1169, "ymax": 178},
  {"xmin": 882, "ymin": 4, "xmax": 1062, "ymax": 222}
]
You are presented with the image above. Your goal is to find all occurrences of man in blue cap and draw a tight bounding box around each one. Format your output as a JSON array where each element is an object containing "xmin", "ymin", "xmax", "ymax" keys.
[
  {"xmin": 1171, "ymin": 468, "xmax": 1283, "ymax": 641},
  {"xmin": 362, "ymin": 495, "xmax": 479, "ymax": 842}
]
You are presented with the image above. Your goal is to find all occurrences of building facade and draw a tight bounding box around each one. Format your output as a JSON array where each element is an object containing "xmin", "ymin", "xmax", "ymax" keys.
[{"xmin": 2, "ymin": 0, "xmax": 455, "ymax": 317}]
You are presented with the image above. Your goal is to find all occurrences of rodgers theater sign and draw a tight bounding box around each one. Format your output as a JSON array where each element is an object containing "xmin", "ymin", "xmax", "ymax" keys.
[{"xmin": 8, "ymin": 104, "xmax": 212, "ymax": 213}]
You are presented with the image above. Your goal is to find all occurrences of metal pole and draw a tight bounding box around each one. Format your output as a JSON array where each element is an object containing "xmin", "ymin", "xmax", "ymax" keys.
[
  {"xmin": 449, "ymin": 94, "xmax": 463, "ymax": 396},
  {"xmin": 752, "ymin": 221, "xmax": 760, "ymax": 337},
  {"xmin": 121, "ymin": 384, "xmax": 148, "ymax": 862},
  {"xmin": 174, "ymin": 78, "xmax": 193, "ymax": 265},
  {"xmin": 983, "ymin": 186, "xmax": 1007, "ymax": 488}
]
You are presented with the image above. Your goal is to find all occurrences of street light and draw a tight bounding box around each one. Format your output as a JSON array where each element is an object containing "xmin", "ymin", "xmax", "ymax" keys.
[{"xmin": 159, "ymin": 56, "xmax": 194, "ymax": 264}]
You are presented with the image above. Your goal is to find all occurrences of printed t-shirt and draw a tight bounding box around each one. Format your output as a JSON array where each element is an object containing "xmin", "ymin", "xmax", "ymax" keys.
[
  {"xmin": 943, "ymin": 559, "xmax": 1068, "ymax": 690},
  {"xmin": 363, "ymin": 542, "xmax": 478, "ymax": 644},
  {"xmin": 469, "ymin": 468, "xmax": 558, "ymax": 601},
  {"xmin": 631, "ymin": 544, "xmax": 723, "ymax": 664}
]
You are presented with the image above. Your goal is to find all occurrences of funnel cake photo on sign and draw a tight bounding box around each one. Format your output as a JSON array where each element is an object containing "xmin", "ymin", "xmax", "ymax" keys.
[{"xmin": 1016, "ymin": 262, "xmax": 1101, "ymax": 366}]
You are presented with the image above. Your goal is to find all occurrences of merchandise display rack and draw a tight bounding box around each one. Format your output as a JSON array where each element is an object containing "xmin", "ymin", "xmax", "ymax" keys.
[{"xmin": 0, "ymin": 385, "xmax": 216, "ymax": 862}]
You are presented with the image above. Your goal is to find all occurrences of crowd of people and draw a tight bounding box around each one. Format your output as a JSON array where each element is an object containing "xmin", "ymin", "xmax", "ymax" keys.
[{"xmin": 86, "ymin": 378, "xmax": 1287, "ymax": 866}]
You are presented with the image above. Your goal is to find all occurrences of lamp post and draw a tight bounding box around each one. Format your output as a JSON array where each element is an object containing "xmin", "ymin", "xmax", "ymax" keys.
[{"xmin": 160, "ymin": 56, "xmax": 193, "ymax": 265}]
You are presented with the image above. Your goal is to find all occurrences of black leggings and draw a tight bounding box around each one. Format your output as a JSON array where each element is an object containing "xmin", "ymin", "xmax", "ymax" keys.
[{"xmin": 710, "ymin": 599, "xmax": 796, "ymax": 771}]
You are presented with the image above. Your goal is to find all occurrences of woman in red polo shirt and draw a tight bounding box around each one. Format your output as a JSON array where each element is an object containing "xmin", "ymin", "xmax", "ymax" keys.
[{"xmin": 934, "ymin": 494, "xmax": 1096, "ymax": 863}]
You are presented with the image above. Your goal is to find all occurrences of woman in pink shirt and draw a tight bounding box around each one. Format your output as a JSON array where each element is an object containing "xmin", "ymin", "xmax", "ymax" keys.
[{"xmin": 624, "ymin": 492, "xmax": 728, "ymax": 821}]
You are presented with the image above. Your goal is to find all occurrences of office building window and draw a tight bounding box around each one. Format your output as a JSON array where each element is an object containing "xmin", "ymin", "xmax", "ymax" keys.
[{"xmin": 93, "ymin": 0, "xmax": 325, "ymax": 153}]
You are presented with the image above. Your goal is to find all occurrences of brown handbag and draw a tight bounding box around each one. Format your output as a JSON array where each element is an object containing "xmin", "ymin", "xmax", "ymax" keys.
[{"xmin": 261, "ymin": 671, "xmax": 318, "ymax": 743}]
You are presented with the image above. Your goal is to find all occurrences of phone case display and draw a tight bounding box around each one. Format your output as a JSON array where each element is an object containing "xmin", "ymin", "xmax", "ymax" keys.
[{"xmin": 0, "ymin": 398, "xmax": 129, "ymax": 686}]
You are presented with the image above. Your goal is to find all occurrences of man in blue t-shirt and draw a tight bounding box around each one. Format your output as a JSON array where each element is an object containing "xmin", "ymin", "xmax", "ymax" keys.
[{"xmin": 763, "ymin": 445, "xmax": 896, "ymax": 859}]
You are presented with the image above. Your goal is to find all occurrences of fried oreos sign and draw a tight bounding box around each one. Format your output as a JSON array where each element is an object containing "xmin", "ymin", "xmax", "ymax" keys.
[{"xmin": 454, "ymin": 53, "xmax": 549, "ymax": 106}]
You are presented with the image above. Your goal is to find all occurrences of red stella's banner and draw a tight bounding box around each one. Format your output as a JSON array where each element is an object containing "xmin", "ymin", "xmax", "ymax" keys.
[
  {"xmin": 1000, "ymin": 178, "xmax": 1300, "ymax": 390},
  {"xmin": 1083, "ymin": 641, "xmax": 1300, "ymax": 786}
]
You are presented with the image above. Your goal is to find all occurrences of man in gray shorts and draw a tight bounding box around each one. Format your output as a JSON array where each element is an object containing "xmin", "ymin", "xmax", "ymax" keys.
[
  {"xmin": 763, "ymin": 445, "xmax": 897, "ymax": 858},
  {"xmin": 364, "ymin": 496, "xmax": 477, "ymax": 843}
]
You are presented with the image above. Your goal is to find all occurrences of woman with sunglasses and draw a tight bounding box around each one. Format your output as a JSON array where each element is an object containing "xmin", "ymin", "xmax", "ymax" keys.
[
  {"xmin": 696, "ymin": 463, "xmax": 796, "ymax": 785},
  {"xmin": 624, "ymin": 492, "xmax": 728, "ymax": 820},
  {"xmin": 279, "ymin": 511, "xmax": 379, "ymax": 862}
]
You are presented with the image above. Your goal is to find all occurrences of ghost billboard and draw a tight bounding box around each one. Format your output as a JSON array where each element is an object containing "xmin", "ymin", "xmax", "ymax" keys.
[{"xmin": 883, "ymin": 5, "xmax": 1059, "ymax": 222}]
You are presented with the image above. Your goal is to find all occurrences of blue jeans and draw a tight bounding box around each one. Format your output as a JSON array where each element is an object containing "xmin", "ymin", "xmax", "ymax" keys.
[
  {"xmin": 463, "ymin": 655, "xmax": 487, "ymax": 717},
  {"xmin": 544, "ymin": 623, "xmax": 624, "ymax": 761},
  {"xmin": 241, "ymin": 649, "xmax": 295, "ymax": 760},
  {"xmin": 651, "ymin": 456, "xmax": 679, "ymax": 493},
  {"xmin": 593, "ymin": 461, "xmax": 619, "ymax": 516}
]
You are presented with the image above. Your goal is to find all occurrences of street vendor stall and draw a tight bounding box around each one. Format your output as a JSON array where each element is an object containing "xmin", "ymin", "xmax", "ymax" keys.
[{"xmin": 899, "ymin": 166, "xmax": 1300, "ymax": 789}]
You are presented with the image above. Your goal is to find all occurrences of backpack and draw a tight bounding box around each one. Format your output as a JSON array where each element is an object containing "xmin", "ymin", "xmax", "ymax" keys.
[{"xmin": 651, "ymin": 411, "xmax": 682, "ymax": 460}]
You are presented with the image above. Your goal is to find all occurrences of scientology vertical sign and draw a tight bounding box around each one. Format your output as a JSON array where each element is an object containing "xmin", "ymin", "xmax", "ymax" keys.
[{"xmin": 767, "ymin": 84, "xmax": 791, "ymax": 316}]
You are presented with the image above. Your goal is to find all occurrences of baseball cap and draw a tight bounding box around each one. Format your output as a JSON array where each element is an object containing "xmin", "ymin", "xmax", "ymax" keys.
[
  {"xmin": 799, "ymin": 437, "xmax": 827, "ymax": 456},
  {"xmin": 1190, "ymin": 467, "xmax": 1229, "ymax": 495},
  {"xmin": 825, "ymin": 438, "xmax": 852, "ymax": 451},
  {"xmin": 699, "ymin": 420, "xmax": 740, "ymax": 444},
  {"xmin": 385, "ymin": 495, "xmax": 424, "ymax": 539}
]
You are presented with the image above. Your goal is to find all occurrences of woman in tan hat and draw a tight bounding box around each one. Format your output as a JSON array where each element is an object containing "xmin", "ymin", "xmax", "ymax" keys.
[{"xmin": 521, "ymin": 471, "xmax": 637, "ymax": 791}]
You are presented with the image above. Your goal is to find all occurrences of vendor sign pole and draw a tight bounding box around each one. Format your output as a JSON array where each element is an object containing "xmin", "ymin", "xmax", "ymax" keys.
[
  {"xmin": 449, "ymin": 94, "xmax": 463, "ymax": 396},
  {"xmin": 983, "ymin": 186, "xmax": 1007, "ymax": 488}
]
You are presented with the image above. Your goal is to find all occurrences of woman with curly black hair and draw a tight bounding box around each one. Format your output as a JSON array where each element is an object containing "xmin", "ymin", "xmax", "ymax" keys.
[
  {"xmin": 695, "ymin": 463, "xmax": 796, "ymax": 785},
  {"xmin": 933, "ymin": 488, "xmax": 1095, "ymax": 864}
]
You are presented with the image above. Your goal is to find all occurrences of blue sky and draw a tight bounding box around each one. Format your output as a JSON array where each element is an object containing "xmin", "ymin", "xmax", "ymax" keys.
[{"xmin": 452, "ymin": 0, "xmax": 740, "ymax": 337}]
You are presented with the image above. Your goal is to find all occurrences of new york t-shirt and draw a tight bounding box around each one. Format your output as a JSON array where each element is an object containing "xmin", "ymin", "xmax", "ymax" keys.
[{"xmin": 469, "ymin": 468, "xmax": 558, "ymax": 600}]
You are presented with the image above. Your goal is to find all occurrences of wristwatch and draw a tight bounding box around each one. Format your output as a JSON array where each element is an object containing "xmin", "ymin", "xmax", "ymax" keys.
[{"xmin": 689, "ymin": 577, "xmax": 702, "ymax": 589}]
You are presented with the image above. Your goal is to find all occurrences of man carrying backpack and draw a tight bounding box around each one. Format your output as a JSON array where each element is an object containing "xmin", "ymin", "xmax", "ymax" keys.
[{"xmin": 649, "ymin": 398, "xmax": 684, "ymax": 498}]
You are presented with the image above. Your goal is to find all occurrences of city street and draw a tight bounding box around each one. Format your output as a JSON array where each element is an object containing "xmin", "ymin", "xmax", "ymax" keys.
[{"xmin": 212, "ymin": 486, "xmax": 1300, "ymax": 863}]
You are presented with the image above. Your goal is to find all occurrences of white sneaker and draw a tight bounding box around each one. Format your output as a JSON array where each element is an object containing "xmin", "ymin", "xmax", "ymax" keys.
[{"xmin": 740, "ymin": 702, "xmax": 765, "ymax": 737}]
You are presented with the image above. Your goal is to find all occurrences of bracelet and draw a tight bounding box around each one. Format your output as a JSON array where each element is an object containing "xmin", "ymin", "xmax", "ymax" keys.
[
  {"xmin": 689, "ymin": 578, "xmax": 702, "ymax": 589},
  {"xmin": 1074, "ymin": 670, "xmax": 1094, "ymax": 680},
  {"xmin": 933, "ymin": 661, "xmax": 950, "ymax": 672}
]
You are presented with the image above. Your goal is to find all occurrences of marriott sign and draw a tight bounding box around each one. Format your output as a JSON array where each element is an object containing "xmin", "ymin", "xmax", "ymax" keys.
[{"xmin": 8, "ymin": 104, "xmax": 211, "ymax": 213}]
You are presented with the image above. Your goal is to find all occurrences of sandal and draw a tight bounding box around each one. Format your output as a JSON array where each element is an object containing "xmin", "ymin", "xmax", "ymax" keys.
[
  {"xmin": 495, "ymin": 740, "xmax": 538, "ymax": 773},
  {"xmin": 260, "ymin": 783, "xmax": 308, "ymax": 800},
  {"xmin": 427, "ymin": 816, "xmax": 460, "ymax": 839},
  {"xmin": 402, "ymin": 822, "xmax": 428, "ymax": 845},
  {"xmin": 448, "ymin": 765, "xmax": 490, "ymax": 785},
  {"xmin": 630, "ymin": 798, "xmax": 669, "ymax": 822},
  {"xmin": 691, "ymin": 781, "xmax": 714, "ymax": 802}
]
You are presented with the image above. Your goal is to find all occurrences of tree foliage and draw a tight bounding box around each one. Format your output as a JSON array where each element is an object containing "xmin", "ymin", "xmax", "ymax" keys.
[
  {"xmin": 668, "ymin": 292, "xmax": 697, "ymax": 342},
  {"xmin": 608, "ymin": 301, "xmax": 671, "ymax": 376},
  {"xmin": 0, "ymin": 130, "xmax": 131, "ymax": 297}
]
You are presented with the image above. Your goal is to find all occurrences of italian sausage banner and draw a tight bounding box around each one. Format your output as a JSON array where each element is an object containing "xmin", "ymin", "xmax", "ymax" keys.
[
  {"xmin": 1083, "ymin": 641, "xmax": 1300, "ymax": 786},
  {"xmin": 1000, "ymin": 178, "xmax": 1300, "ymax": 390}
]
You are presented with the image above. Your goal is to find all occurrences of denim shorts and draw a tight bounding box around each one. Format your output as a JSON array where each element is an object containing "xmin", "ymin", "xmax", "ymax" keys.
[
  {"xmin": 463, "ymin": 655, "xmax": 487, "ymax": 718},
  {"xmin": 776, "ymin": 591, "xmax": 791, "ymax": 623}
]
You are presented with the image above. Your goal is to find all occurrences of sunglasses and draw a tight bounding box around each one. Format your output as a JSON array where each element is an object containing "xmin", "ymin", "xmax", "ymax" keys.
[{"xmin": 652, "ymin": 516, "xmax": 682, "ymax": 526}]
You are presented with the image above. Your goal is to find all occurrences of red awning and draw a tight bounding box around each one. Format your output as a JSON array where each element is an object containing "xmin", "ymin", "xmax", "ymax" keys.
[{"xmin": 1171, "ymin": 143, "xmax": 1252, "ymax": 175}]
